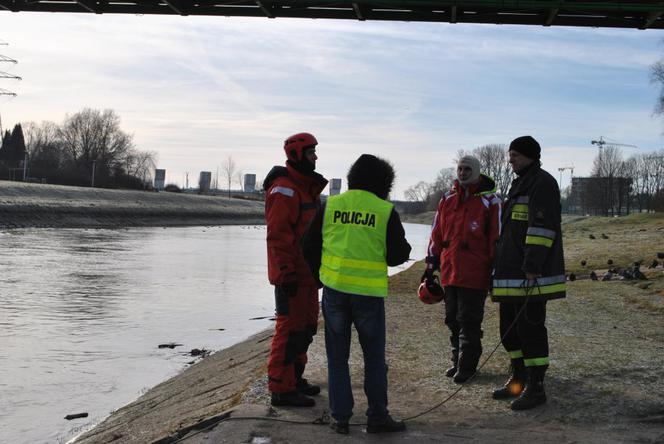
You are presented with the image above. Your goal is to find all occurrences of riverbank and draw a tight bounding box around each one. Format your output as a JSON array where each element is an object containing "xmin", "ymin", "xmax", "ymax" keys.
[
  {"xmin": 73, "ymin": 212, "xmax": 664, "ymax": 443},
  {"xmin": 0, "ymin": 181, "xmax": 264, "ymax": 228}
]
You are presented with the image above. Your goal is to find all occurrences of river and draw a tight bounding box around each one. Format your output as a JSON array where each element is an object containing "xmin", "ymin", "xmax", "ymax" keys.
[{"xmin": 0, "ymin": 223, "xmax": 431, "ymax": 443}]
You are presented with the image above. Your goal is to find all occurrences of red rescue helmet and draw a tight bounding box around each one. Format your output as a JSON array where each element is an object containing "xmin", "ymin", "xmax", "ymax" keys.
[
  {"xmin": 418, "ymin": 277, "xmax": 445, "ymax": 304},
  {"xmin": 284, "ymin": 132, "xmax": 318, "ymax": 163}
]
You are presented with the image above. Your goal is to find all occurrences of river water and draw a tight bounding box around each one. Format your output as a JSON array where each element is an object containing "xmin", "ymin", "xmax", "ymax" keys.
[{"xmin": 0, "ymin": 223, "xmax": 431, "ymax": 444}]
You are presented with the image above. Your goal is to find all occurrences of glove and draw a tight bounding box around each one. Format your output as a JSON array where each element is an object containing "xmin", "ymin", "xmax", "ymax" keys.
[
  {"xmin": 276, "ymin": 281, "xmax": 298, "ymax": 298},
  {"xmin": 420, "ymin": 268, "xmax": 435, "ymax": 283}
]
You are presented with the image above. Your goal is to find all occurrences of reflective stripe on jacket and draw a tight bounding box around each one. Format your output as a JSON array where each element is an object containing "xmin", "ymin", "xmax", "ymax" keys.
[
  {"xmin": 492, "ymin": 164, "xmax": 566, "ymax": 302},
  {"xmin": 320, "ymin": 190, "xmax": 392, "ymax": 297}
]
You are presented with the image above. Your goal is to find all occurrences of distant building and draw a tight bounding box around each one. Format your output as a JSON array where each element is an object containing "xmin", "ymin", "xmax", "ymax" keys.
[
  {"xmin": 154, "ymin": 169, "xmax": 166, "ymax": 191},
  {"xmin": 199, "ymin": 171, "xmax": 212, "ymax": 194},
  {"xmin": 244, "ymin": 174, "xmax": 257, "ymax": 192},
  {"xmin": 330, "ymin": 178, "xmax": 342, "ymax": 196},
  {"xmin": 568, "ymin": 176, "xmax": 632, "ymax": 216}
]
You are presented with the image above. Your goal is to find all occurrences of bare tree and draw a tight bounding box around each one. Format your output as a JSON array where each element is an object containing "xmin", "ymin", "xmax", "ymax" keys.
[
  {"xmin": 123, "ymin": 149, "xmax": 157, "ymax": 187},
  {"xmin": 472, "ymin": 144, "xmax": 512, "ymax": 196},
  {"xmin": 404, "ymin": 181, "xmax": 431, "ymax": 202},
  {"xmin": 651, "ymin": 59, "xmax": 664, "ymax": 116},
  {"xmin": 222, "ymin": 155, "xmax": 236, "ymax": 197},
  {"xmin": 58, "ymin": 108, "xmax": 134, "ymax": 184},
  {"xmin": 424, "ymin": 167, "xmax": 456, "ymax": 210},
  {"xmin": 590, "ymin": 146, "xmax": 629, "ymax": 215},
  {"xmin": 235, "ymin": 170, "xmax": 244, "ymax": 192}
]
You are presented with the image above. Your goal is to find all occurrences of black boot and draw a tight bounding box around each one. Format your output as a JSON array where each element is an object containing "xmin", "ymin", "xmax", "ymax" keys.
[
  {"xmin": 446, "ymin": 334, "xmax": 459, "ymax": 377},
  {"xmin": 510, "ymin": 365, "xmax": 547, "ymax": 410},
  {"xmin": 453, "ymin": 349, "xmax": 481, "ymax": 384},
  {"xmin": 296, "ymin": 378, "xmax": 321, "ymax": 396},
  {"xmin": 294, "ymin": 362, "xmax": 321, "ymax": 396},
  {"xmin": 492, "ymin": 358, "xmax": 526, "ymax": 399},
  {"xmin": 445, "ymin": 348, "xmax": 458, "ymax": 377},
  {"xmin": 271, "ymin": 391, "xmax": 316, "ymax": 407}
]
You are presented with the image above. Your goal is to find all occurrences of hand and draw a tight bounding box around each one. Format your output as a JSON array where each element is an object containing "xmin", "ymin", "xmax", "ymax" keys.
[
  {"xmin": 524, "ymin": 273, "xmax": 538, "ymax": 288},
  {"xmin": 420, "ymin": 268, "xmax": 435, "ymax": 283},
  {"xmin": 277, "ymin": 281, "xmax": 298, "ymax": 298}
]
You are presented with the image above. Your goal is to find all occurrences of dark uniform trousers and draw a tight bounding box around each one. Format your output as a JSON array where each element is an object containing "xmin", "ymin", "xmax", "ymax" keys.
[
  {"xmin": 499, "ymin": 300, "xmax": 548, "ymax": 363},
  {"xmin": 444, "ymin": 286, "xmax": 487, "ymax": 370}
]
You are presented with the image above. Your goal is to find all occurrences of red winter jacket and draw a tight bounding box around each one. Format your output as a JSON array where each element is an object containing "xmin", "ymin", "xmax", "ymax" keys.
[
  {"xmin": 264, "ymin": 163, "xmax": 328, "ymax": 286},
  {"xmin": 426, "ymin": 175, "xmax": 502, "ymax": 291}
]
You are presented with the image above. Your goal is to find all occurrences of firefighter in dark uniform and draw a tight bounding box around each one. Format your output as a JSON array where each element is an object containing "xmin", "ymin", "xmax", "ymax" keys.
[{"xmin": 491, "ymin": 135, "xmax": 566, "ymax": 410}]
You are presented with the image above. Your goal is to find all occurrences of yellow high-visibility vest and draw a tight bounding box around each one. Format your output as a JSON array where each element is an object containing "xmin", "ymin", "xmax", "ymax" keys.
[{"xmin": 320, "ymin": 189, "xmax": 393, "ymax": 297}]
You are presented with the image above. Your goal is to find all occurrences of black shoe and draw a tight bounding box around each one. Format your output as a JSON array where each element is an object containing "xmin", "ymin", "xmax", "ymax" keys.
[
  {"xmin": 270, "ymin": 391, "xmax": 315, "ymax": 407},
  {"xmin": 366, "ymin": 415, "xmax": 406, "ymax": 433},
  {"xmin": 453, "ymin": 368, "xmax": 475, "ymax": 384},
  {"xmin": 445, "ymin": 366, "xmax": 457, "ymax": 378},
  {"xmin": 510, "ymin": 365, "xmax": 547, "ymax": 410},
  {"xmin": 492, "ymin": 378, "xmax": 524, "ymax": 399},
  {"xmin": 492, "ymin": 358, "xmax": 526, "ymax": 400},
  {"xmin": 510, "ymin": 389, "xmax": 546, "ymax": 410},
  {"xmin": 296, "ymin": 378, "xmax": 321, "ymax": 396},
  {"xmin": 330, "ymin": 421, "xmax": 349, "ymax": 435}
]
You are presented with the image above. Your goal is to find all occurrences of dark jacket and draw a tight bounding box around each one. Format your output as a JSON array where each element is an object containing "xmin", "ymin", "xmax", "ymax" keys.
[
  {"xmin": 264, "ymin": 163, "xmax": 328, "ymax": 286},
  {"xmin": 301, "ymin": 199, "xmax": 411, "ymax": 288},
  {"xmin": 491, "ymin": 163, "xmax": 566, "ymax": 302}
]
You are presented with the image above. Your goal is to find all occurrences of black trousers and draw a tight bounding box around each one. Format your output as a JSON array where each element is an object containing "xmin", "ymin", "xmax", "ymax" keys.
[
  {"xmin": 444, "ymin": 286, "xmax": 487, "ymax": 370},
  {"xmin": 499, "ymin": 300, "xmax": 549, "ymax": 365}
]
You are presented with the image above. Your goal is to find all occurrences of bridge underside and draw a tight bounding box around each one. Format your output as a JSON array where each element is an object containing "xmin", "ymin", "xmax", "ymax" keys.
[{"xmin": 0, "ymin": 1, "xmax": 663, "ymax": 30}]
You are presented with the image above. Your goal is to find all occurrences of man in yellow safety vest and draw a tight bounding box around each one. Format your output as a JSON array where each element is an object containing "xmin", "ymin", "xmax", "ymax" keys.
[{"xmin": 302, "ymin": 154, "xmax": 411, "ymax": 435}]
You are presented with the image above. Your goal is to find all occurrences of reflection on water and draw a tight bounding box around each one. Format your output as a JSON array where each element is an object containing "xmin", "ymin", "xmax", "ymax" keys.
[{"xmin": 0, "ymin": 223, "xmax": 430, "ymax": 444}]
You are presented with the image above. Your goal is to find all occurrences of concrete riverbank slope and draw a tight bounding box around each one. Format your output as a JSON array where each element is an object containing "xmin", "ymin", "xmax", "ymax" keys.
[
  {"xmin": 0, "ymin": 181, "xmax": 264, "ymax": 228},
  {"xmin": 74, "ymin": 213, "xmax": 664, "ymax": 444}
]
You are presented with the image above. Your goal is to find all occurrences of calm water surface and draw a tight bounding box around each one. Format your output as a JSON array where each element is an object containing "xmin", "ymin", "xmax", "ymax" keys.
[{"xmin": 0, "ymin": 223, "xmax": 430, "ymax": 443}]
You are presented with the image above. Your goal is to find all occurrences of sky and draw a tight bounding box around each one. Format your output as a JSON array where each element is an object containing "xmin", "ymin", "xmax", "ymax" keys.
[{"xmin": 0, "ymin": 12, "xmax": 663, "ymax": 197}]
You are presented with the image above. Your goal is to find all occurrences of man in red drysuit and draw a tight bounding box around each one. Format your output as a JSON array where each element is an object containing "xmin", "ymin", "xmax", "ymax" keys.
[{"xmin": 263, "ymin": 132, "xmax": 328, "ymax": 407}]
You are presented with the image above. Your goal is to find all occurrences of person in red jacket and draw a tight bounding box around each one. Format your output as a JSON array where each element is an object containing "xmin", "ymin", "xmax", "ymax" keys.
[
  {"xmin": 264, "ymin": 132, "xmax": 328, "ymax": 407},
  {"xmin": 422, "ymin": 155, "xmax": 501, "ymax": 383}
]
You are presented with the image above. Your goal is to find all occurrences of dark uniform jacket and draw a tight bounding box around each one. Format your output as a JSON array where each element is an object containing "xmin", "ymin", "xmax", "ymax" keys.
[{"xmin": 491, "ymin": 163, "xmax": 566, "ymax": 303}]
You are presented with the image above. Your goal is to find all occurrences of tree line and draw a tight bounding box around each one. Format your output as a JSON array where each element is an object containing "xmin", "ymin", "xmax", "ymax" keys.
[
  {"xmin": 404, "ymin": 143, "xmax": 664, "ymax": 214},
  {"xmin": 587, "ymin": 146, "xmax": 664, "ymax": 214},
  {"xmin": 0, "ymin": 108, "xmax": 156, "ymax": 189}
]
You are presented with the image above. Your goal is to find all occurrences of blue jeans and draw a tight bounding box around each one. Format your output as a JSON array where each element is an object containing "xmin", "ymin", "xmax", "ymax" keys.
[{"xmin": 322, "ymin": 286, "xmax": 388, "ymax": 423}]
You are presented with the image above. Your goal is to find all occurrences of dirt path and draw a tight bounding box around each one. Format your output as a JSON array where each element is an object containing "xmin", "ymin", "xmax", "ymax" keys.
[{"xmin": 75, "ymin": 261, "xmax": 664, "ymax": 444}]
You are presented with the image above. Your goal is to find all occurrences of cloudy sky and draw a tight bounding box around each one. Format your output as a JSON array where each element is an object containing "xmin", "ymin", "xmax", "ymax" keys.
[{"xmin": 0, "ymin": 12, "xmax": 663, "ymax": 197}]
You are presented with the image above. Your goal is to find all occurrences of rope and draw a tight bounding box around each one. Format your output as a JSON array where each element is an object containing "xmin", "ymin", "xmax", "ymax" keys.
[{"xmin": 160, "ymin": 280, "xmax": 540, "ymax": 443}]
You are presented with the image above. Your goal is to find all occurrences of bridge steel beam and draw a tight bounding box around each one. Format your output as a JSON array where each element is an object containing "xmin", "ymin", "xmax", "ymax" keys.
[{"xmin": 0, "ymin": 1, "xmax": 662, "ymax": 30}]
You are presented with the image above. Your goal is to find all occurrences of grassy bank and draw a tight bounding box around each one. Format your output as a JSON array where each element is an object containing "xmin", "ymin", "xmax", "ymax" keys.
[
  {"xmin": 74, "ymin": 213, "xmax": 664, "ymax": 443},
  {"xmin": 0, "ymin": 181, "xmax": 264, "ymax": 228}
]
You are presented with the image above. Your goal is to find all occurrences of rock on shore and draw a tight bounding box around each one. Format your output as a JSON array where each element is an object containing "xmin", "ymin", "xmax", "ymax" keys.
[{"xmin": 0, "ymin": 181, "xmax": 264, "ymax": 228}]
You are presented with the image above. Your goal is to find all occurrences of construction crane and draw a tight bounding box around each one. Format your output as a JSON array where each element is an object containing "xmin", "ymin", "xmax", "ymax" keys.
[
  {"xmin": 591, "ymin": 136, "xmax": 637, "ymax": 150},
  {"xmin": 557, "ymin": 165, "xmax": 574, "ymax": 188}
]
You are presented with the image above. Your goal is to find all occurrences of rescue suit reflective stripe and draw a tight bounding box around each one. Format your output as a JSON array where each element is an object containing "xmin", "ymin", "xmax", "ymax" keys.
[{"xmin": 320, "ymin": 190, "xmax": 392, "ymax": 297}]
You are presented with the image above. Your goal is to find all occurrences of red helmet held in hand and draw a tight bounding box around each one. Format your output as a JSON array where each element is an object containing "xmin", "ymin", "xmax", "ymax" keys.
[
  {"xmin": 284, "ymin": 132, "xmax": 318, "ymax": 163},
  {"xmin": 418, "ymin": 276, "xmax": 445, "ymax": 304}
]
